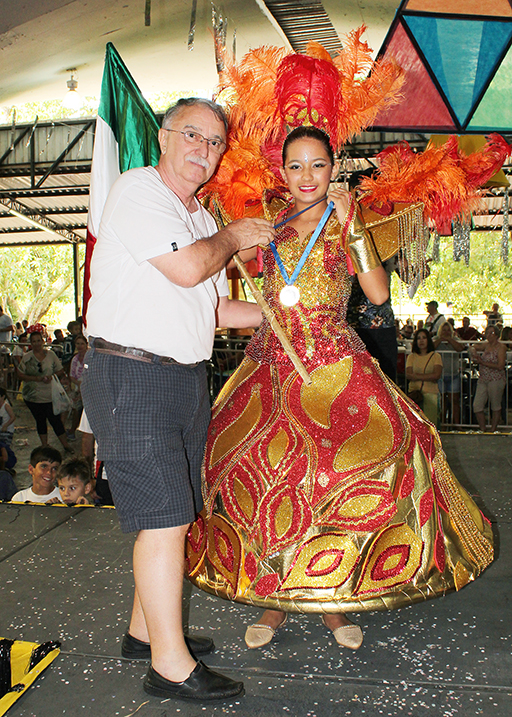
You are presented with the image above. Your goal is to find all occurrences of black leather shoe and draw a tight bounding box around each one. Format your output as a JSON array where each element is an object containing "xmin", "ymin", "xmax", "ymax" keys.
[
  {"xmin": 121, "ymin": 632, "xmax": 215, "ymax": 659},
  {"xmin": 143, "ymin": 662, "xmax": 244, "ymax": 702}
]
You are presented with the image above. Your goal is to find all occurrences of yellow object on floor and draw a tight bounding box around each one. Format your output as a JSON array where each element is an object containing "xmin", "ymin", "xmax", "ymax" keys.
[{"xmin": 0, "ymin": 637, "xmax": 60, "ymax": 715}]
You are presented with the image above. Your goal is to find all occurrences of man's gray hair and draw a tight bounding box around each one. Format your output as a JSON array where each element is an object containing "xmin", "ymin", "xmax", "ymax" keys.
[{"xmin": 162, "ymin": 98, "xmax": 228, "ymax": 134}]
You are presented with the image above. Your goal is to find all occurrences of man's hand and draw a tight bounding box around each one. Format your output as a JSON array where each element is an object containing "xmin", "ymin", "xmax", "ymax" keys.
[
  {"xmin": 222, "ymin": 217, "xmax": 275, "ymax": 253},
  {"xmin": 150, "ymin": 218, "xmax": 274, "ymax": 289}
]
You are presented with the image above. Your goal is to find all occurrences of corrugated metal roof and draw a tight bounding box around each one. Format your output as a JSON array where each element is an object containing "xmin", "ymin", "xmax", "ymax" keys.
[
  {"xmin": 262, "ymin": 0, "xmax": 343, "ymax": 55},
  {"xmin": 0, "ymin": 120, "xmax": 509, "ymax": 246},
  {"xmin": 0, "ymin": 119, "xmax": 93, "ymax": 246}
]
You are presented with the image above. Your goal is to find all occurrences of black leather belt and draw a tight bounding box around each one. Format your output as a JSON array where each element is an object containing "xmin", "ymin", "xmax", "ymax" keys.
[{"xmin": 91, "ymin": 337, "xmax": 200, "ymax": 368}]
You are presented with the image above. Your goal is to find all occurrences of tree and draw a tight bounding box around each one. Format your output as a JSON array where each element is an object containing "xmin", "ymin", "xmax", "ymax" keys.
[
  {"xmin": 0, "ymin": 244, "xmax": 84, "ymax": 325},
  {"xmin": 391, "ymin": 232, "xmax": 512, "ymax": 317}
]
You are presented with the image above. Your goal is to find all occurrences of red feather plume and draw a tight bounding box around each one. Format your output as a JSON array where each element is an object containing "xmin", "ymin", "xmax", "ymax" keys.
[{"xmin": 275, "ymin": 53, "xmax": 344, "ymax": 147}]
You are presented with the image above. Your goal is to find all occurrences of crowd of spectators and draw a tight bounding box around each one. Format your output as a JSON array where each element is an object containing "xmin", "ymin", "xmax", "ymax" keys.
[
  {"xmin": 394, "ymin": 302, "xmax": 511, "ymax": 431},
  {"xmin": 0, "ymin": 296, "xmax": 510, "ymax": 506},
  {"xmin": 0, "ymin": 313, "xmax": 115, "ymax": 506}
]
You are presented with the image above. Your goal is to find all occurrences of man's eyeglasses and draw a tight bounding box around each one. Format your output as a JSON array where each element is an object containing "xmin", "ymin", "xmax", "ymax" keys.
[{"xmin": 163, "ymin": 129, "xmax": 226, "ymax": 155}]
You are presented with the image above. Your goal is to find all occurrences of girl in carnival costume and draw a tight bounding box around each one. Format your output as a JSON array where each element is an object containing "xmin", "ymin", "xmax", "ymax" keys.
[{"xmin": 187, "ymin": 29, "xmax": 504, "ymax": 649}]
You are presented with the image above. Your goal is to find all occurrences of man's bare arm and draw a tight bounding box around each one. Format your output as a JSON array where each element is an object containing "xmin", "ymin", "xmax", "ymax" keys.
[
  {"xmin": 149, "ymin": 218, "xmax": 274, "ymax": 288},
  {"xmin": 216, "ymin": 296, "xmax": 263, "ymax": 329}
]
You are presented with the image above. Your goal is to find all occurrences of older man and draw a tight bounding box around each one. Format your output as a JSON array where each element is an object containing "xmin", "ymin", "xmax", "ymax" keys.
[
  {"xmin": 424, "ymin": 300, "xmax": 445, "ymax": 335},
  {"xmin": 82, "ymin": 98, "xmax": 274, "ymax": 702}
]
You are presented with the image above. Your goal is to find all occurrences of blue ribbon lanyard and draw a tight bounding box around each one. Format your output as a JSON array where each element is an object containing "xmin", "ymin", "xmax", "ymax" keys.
[{"xmin": 270, "ymin": 201, "xmax": 334, "ymax": 286}]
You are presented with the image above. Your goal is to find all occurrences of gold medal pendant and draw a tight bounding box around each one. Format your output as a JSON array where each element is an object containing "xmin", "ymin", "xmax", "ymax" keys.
[{"xmin": 279, "ymin": 285, "xmax": 301, "ymax": 307}]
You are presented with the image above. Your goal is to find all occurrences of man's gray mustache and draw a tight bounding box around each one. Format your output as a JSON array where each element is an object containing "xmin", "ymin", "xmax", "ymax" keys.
[{"xmin": 187, "ymin": 157, "xmax": 210, "ymax": 170}]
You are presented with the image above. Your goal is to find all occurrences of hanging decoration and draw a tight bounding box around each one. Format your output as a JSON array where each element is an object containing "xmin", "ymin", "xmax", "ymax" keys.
[
  {"xmin": 188, "ymin": 0, "xmax": 197, "ymax": 51},
  {"xmin": 144, "ymin": 0, "xmax": 151, "ymax": 27},
  {"xmin": 24, "ymin": 116, "xmax": 38, "ymax": 148},
  {"xmin": 9, "ymin": 108, "xmax": 16, "ymax": 151},
  {"xmin": 452, "ymin": 217, "xmax": 471, "ymax": 265},
  {"xmin": 211, "ymin": 3, "xmax": 228, "ymax": 73},
  {"xmin": 501, "ymin": 186, "xmax": 510, "ymax": 263},
  {"xmin": 431, "ymin": 228, "xmax": 440, "ymax": 262},
  {"xmin": 372, "ymin": 2, "xmax": 512, "ymax": 134}
]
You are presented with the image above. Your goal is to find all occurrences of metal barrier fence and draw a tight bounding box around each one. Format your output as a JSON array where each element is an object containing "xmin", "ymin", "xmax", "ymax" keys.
[
  {"xmin": 207, "ymin": 336, "xmax": 250, "ymax": 400},
  {"xmin": 398, "ymin": 346, "xmax": 510, "ymax": 430},
  {"xmin": 3, "ymin": 338, "xmax": 508, "ymax": 432},
  {"xmin": 208, "ymin": 339, "xmax": 512, "ymax": 431}
]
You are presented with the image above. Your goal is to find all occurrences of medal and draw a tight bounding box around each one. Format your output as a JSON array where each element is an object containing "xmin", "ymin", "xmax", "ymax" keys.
[
  {"xmin": 279, "ymin": 285, "xmax": 301, "ymax": 307},
  {"xmin": 270, "ymin": 200, "xmax": 334, "ymax": 309}
]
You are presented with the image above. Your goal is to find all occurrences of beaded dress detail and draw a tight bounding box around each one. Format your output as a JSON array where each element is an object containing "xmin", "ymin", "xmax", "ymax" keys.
[{"xmin": 186, "ymin": 192, "xmax": 493, "ymax": 613}]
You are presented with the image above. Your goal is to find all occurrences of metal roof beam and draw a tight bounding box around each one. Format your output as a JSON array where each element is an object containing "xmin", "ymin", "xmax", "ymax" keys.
[
  {"xmin": 0, "ymin": 197, "xmax": 83, "ymax": 243},
  {"xmin": 35, "ymin": 120, "xmax": 94, "ymax": 189},
  {"xmin": 0, "ymin": 126, "xmax": 32, "ymax": 167},
  {"xmin": 0, "ymin": 165, "xmax": 92, "ymax": 178},
  {"xmin": 0, "ymin": 224, "xmax": 87, "ymax": 234},
  {"xmin": 0, "ymin": 187, "xmax": 89, "ymax": 198}
]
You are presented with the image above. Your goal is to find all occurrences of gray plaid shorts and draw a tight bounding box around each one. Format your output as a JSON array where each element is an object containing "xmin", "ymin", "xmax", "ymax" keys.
[{"xmin": 81, "ymin": 349, "xmax": 210, "ymax": 533}]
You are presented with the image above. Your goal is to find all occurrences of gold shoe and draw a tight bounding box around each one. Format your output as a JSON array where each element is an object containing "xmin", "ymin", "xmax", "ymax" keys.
[
  {"xmin": 321, "ymin": 615, "xmax": 363, "ymax": 650},
  {"xmin": 244, "ymin": 614, "xmax": 287, "ymax": 649}
]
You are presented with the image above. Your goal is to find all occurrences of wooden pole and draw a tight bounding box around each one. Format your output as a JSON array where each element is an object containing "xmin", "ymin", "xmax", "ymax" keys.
[{"xmin": 232, "ymin": 253, "xmax": 312, "ymax": 385}]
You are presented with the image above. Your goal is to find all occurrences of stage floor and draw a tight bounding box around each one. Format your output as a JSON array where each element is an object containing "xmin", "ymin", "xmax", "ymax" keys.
[{"xmin": 1, "ymin": 433, "xmax": 511, "ymax": 717}]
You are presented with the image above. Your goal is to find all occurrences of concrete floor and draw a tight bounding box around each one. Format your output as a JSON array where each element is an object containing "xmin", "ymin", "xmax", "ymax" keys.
[{"xmin": 0, "ymin": 431, "xmax": 510, "ymax": 717}]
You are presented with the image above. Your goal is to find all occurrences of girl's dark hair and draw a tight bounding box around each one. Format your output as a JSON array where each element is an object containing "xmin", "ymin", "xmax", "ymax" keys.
[
  {"xmin": 411, "ymin": 329, "xmax": 435, "ymax": 355},
  {"xmin": 282, "ymin": 126, "xmax": 334, "ymax": 165}
]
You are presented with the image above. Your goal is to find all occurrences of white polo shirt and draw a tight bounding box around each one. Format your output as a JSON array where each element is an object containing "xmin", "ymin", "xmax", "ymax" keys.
[{"xmin": 86, "ymin": 166, "xmax": 229, "ymax": 363}]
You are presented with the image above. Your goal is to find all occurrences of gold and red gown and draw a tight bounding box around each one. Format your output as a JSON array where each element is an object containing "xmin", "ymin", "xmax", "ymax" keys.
[{"xmin": 186, "ymin": 192, "xmax": 493, "ymax": 614}]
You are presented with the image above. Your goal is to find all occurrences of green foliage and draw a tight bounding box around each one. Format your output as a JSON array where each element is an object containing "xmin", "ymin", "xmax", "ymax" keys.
[
  {"xmin": 3, "ymin": 90, "xmax": 201, "ymax": 125},
  {"xmin": 0, "ymin": 244, "xmax": 85, "ymax": 326},
  {"xmin": 3, "ymin": 99, "xmax": 99, "ymax": 124},
  {"xmin": 391, "ymin": 232, "xmax": 512, "ymax": 316}
]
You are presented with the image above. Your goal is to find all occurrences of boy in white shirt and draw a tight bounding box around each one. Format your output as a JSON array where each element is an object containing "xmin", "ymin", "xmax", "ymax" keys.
[{"xmin": 10, "ymin": 446, "xmax": 62, "ymax": 503}]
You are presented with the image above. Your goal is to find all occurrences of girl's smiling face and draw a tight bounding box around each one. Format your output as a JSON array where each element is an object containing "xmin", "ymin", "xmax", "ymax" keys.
[{"xmin": 282, "ymin": 138, "xmax": 334, "ymax": 208}]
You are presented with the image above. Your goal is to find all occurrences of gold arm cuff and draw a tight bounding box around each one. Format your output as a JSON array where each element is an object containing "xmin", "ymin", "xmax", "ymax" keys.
[{"xmin": 347, "ymin": 205, "xmax": 382, "ymax": 273}]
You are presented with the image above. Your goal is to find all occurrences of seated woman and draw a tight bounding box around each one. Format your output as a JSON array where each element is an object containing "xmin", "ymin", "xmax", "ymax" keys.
[
  {"xmin": 406, "ymin": 329, "xmax": 443, "ymax": 427},
  {"xmin": 187, "ymin": 127, "xmax": 493, "ymax": 652},
  {"xmin": 470, "ymin": 325, "xmax": 507, "ymax": 433},
  {"xmin": 433, "ymin": 322, "xmax": 465, "ymax": 426}
]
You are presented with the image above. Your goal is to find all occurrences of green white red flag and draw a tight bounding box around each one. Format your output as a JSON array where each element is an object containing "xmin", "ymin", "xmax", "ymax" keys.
[{"xmin": 83, "ymin": 42, "xmax": 160, "ymax": 317}]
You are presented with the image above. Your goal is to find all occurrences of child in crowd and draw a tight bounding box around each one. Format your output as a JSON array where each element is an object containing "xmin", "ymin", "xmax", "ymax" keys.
[
  {"xmin": 56, "ymin": 457, "xmax": 94, "ymax": 505},
  {"xmin": 67, "ymin": 334, "xmax": 88, "ymax": 441},
  {"xmin": 10, "ymin": 446, "xmax": 62, "ymax": 503},
  {"xmin": 0, "ymin": 388, "xmax": 15, "ymax": 446}
]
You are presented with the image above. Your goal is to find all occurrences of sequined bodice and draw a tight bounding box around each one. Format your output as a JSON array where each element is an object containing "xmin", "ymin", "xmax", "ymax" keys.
[{"xmin": 246, "ymin": 211, "xmax": 366, "ymax": 367}]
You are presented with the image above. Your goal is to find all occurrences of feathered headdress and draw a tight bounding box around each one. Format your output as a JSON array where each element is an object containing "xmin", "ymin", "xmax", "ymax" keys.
[
  {"xmin": 201, "ymin": 27, "xmax": 404, "ymax": 220},
  {"xmin": 202, "ymin": 27, "xmax": 510, "ymax": 241}
]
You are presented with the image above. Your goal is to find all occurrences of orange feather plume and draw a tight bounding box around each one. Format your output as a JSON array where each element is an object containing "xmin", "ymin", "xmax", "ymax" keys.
[
  {"xmin": 201, "ymin": 30, "xmax": 405, "ymax": 219},
  {"xmin": 332, "ymin": 27, "xmax": 404, "ymax": 142},
  {"xmin": 358, "ymin": 134, "xmax": 511, "ymax": 229}
]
